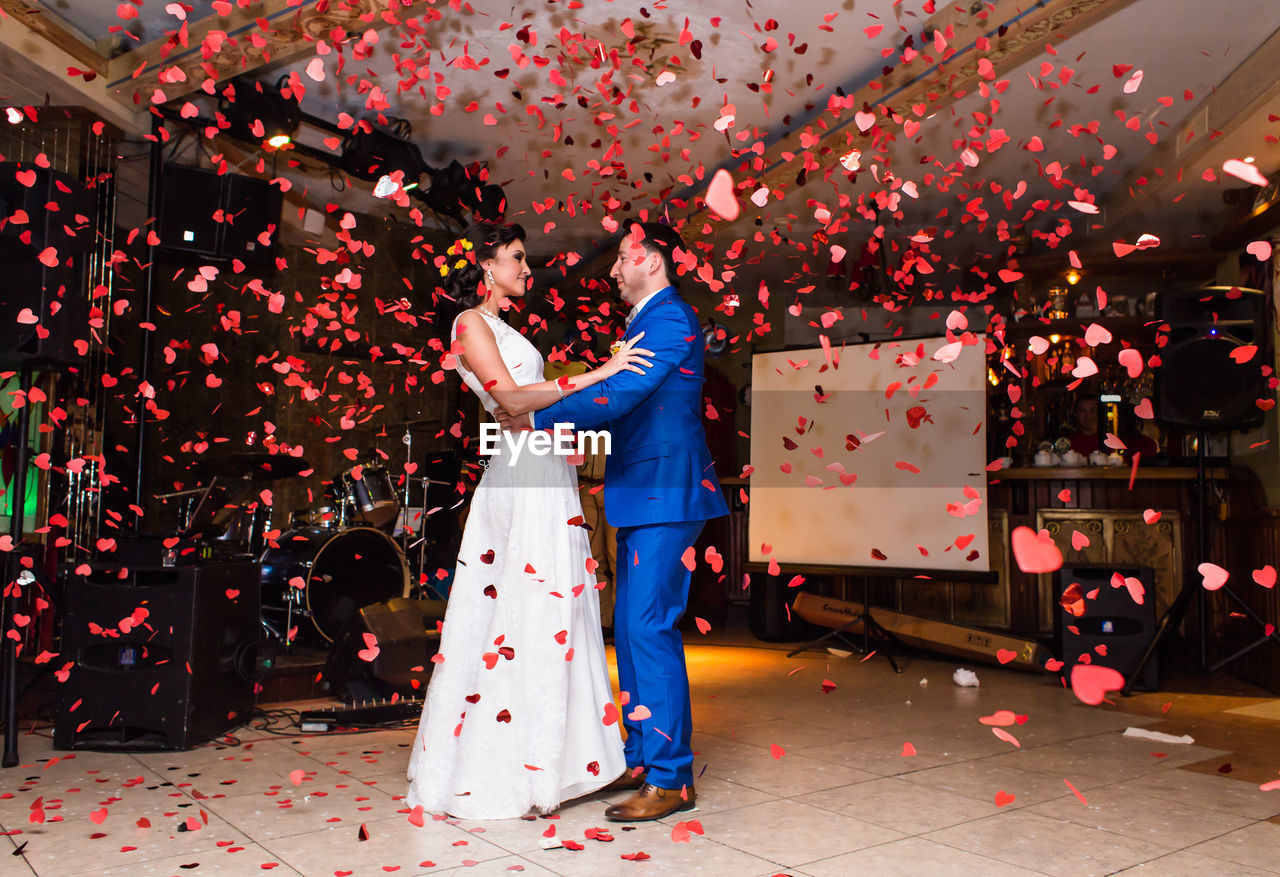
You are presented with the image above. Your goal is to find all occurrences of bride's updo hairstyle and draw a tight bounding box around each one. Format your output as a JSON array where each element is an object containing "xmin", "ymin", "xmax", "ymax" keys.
[{"xmin": 443, "ymin": 220, "xmax": 527, "ymax": 309}]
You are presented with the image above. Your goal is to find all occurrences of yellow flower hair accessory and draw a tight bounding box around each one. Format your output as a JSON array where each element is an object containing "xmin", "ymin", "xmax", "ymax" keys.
[{"xmin": 437, "ymin": 238, "xmax": 476, "ymax": 277}]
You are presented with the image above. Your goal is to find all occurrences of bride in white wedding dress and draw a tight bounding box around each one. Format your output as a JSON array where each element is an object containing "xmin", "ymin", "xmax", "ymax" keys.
[{"xmin": 407, "ymin": 222, "xmax": 648, "ymax": 819}]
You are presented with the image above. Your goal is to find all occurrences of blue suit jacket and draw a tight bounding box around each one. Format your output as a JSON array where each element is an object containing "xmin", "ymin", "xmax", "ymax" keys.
[{"xmin": 533, "ymin": 286, "xmax": 729, "ymax": 528}]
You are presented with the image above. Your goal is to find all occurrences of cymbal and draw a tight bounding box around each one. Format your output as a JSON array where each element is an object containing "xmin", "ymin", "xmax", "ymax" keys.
[
  {"xmin": 386, "ymin": 418, "xmax": 440, "ymax": 430},
  {"xmin": 155, "ymin": 487, "xmax": 208, "ymax": 500},
  {"xmin": 192, "ymin": 453, "xmax": 312, "ymax": 482}
]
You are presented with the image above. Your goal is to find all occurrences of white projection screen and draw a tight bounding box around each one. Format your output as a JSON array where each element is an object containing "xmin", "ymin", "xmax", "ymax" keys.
[{"xmin": 748, "ymin": 335, "xmax": 989, "ymax": 574}]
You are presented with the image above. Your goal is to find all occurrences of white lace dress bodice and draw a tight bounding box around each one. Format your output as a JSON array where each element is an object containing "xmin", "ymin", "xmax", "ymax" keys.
[{"xmin": 451, "ymin": 310, "xmax": 543, "ymax": 415}]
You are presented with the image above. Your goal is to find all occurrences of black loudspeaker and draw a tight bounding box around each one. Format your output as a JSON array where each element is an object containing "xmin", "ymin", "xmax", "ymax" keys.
[
  {"xmin": 1154, "ymin": 287, "xmax": 1269, "ymax": 430},
  {"xmin": 0, "ymin": 162, "xmax": 95, "ymax": 367},
  {"xmin": 157, "ymin": 163, "xmax": 221, "ymax": 257},
  {"xmin": 1055, "ymin": 564, "xmax": 1157, "ymax": 691},
  {"xmin": 54, "ymin": 562, "xmax": 262, "ymax": 751},
  {"xmin": 220, "ymin": 171, "xmax": 283, "ymax": 264},
  {"xmin": 324, "ymin": 598, "xmax": 444, "ymax": 701},
  {"xmin": 157, "ymin": 164, "xmax": 282, "ymax": 265}
]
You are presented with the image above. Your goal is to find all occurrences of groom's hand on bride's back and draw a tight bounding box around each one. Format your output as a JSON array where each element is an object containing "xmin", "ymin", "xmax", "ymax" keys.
[{"xmin": 495, "ymin": 408, "xmax": 532, "ymax": 431}]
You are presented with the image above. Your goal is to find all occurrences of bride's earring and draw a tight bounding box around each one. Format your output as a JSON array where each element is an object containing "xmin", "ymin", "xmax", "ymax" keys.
[{"xmin": 485, "ymin": 268, "xmax": 495, "ymax": 287}]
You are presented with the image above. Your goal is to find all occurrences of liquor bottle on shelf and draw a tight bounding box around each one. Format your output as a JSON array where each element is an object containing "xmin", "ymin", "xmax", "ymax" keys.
[{"xmin": 1047, "ymin": 286, "xmax": 1069, "ymax": 320}]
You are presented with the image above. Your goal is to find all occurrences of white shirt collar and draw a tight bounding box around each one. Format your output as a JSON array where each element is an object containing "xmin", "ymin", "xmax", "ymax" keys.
[{"xmin": 624, "ymin": 287, "xmax": 670, "ymax": 328}]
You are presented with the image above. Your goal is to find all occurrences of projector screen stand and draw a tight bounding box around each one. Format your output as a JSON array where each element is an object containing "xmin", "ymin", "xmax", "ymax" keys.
[{"xmin": 786, "ymin": 576, "xmax": 904, "ymax": 673}]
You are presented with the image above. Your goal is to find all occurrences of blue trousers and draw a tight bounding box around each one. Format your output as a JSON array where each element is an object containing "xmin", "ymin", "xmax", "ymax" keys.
[{"xmin": 613, "ymin": 519, "xmax": 705, "ymax": 790}]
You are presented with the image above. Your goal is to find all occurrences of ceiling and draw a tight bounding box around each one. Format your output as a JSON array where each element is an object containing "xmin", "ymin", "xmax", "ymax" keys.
[{"xmin": 3, "ymin": 0, "xmax": 1280, "ymax": 316}]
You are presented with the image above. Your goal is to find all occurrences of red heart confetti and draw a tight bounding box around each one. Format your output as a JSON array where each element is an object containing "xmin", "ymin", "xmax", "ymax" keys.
[
  {"xmin": 1011, "ymin": 527, "xmax": 1063, "ymax": 574},
  {"xmin": 992, "ymin": 727, "xmax": 1021, "ymax": 748},
  {"xmin": 357, "ymin": 631, "xmax": 380, "ymax": 662},
  {"xmin": 979, "ymin": 710, "xmax": 1017, "ymax": 726},
  {"xmin": 1118, "ymin": 348, "xmax": 1145, "ymax": 378},
  {"xmin": 1069, "ymin": 664, "xmax": 1125, "ymax": 705},
  {"xmin": 1198, "ymin": 562, "xmax": 1229, "ymax": 591},
  {"xmin": 704, "ymin": 168, "xmax": 740, "ymax": 221},
  {"xmin": 1229, "ymin": 345, "xmax": 1258, "ymax": 364}
]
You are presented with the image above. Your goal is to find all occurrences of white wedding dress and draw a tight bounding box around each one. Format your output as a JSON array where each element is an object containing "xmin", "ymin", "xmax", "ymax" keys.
[{"xmin": 406, "ymin": 310, "xmax": 624, "ymax": 819}]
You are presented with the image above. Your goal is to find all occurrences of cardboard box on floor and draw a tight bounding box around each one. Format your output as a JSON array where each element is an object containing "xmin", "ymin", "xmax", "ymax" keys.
[{"xmin": 792, "ymin": 591, "xmax": 1050, "ymax": 671}]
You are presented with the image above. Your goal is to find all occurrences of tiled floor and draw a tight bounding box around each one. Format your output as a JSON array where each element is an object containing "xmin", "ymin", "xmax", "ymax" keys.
[{"xmin": 3, "ymin": 639, "xmax": 1279, "ymax": 876}]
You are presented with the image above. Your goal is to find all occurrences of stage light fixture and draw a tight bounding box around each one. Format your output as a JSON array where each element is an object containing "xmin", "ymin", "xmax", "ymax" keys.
[
  {"xmin": 469, "ymin": 181, "xmax": 507, "ymax": 221},
  {"xmin": 419, "ymin": 159, "xmax": 506, "ymax": 222},
  {"xmin": 340, "ymin": 126, "xmax": 426, "ymax": 188},
  {"xmin": 218, "ymin": 78, "xmax": 300, "ymax": 148}
]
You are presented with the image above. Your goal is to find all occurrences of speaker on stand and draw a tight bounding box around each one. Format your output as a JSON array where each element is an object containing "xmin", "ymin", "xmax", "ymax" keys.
[
  {"xmin": 155, "ymin": 163, "xmax": 282, "ymax": 265},
  {"xmin": 0, "ymin": 163, "xmax": 95, "ymax": 369},
  {"xmin": 1123, "ymin": 286, "xmax": 1280, "ymax": 694},
  {"xmin": 1153, "ymin": 287, "xmax": 1268, "ymax": 432}
]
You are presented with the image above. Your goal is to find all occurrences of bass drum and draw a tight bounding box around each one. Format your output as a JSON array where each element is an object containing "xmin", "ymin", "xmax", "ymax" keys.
[{"xmin": 260, "ymin": 527, "xmax": 409, "ymax": 643}]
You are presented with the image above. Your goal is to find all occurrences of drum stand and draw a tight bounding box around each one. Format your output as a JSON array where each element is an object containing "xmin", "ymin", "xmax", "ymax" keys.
[
  {"xmin": 400, "ymin": 425, "xmax": 447, "ymax": 601},
  {"xmin": 260, "ymin": 589, "xmax": 304, "ymax": 649},
  {"xmin": 401, "ymin": 425, "xmax": 414, "ymax": 530}
]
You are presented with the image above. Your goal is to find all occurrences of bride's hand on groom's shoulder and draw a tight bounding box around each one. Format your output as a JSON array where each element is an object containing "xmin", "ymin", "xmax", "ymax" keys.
[{"xmin": 600, "ymin": 331, "xmax": 654, "ymax": 377}]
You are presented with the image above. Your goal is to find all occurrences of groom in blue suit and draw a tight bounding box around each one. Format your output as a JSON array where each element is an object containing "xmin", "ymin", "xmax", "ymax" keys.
[{"xmin": 498, "ymin": 221, "xmax": 728, "ymax": 820}]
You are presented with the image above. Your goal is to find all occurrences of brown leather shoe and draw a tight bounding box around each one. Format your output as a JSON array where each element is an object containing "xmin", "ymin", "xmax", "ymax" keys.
[
  {"xmin": 604, "ymin": 782, "xmax": 695, "ymax": 822},
  {"xmin": 600, "ymin": 767, "xmax": 647, "ymax": 793}
]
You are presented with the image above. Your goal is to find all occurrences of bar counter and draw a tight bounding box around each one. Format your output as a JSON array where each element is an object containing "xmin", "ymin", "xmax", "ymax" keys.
[
  {"xmin": 988, "ymin": 464, "xmax": 1256, "ymax": 634},
  {"xmin": 995, "ymin": 466, "xmax": 1228, "ymax": 481}
]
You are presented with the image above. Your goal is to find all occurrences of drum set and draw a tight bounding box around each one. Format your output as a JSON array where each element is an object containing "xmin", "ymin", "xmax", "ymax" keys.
[{"xmin": 159, "ymin": 421, "xmax": 450, "ymax": 650}]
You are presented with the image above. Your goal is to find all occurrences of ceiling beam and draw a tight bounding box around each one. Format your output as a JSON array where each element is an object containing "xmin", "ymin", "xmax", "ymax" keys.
[
  {"xmin": 101, "ymin": 0, "xmax": 424, "ymax": 109},
  {"xmin": 1102, "ymin": 25, "xmax": 1280, "ymax": 231},
  {"xmin": 0, "ymin": 8, "xmax": 144, "ymax": 135},
  {"xmin": 690, "ymin": 0, "xmax": 1140, "ymax": 232},
  {"xmin": 562, "ymin": 0, "xmax": 1139, "ymax": 287},
  {"xmin": 0, "ymin": 0, "xmax": 108, "ymax": 75}
]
